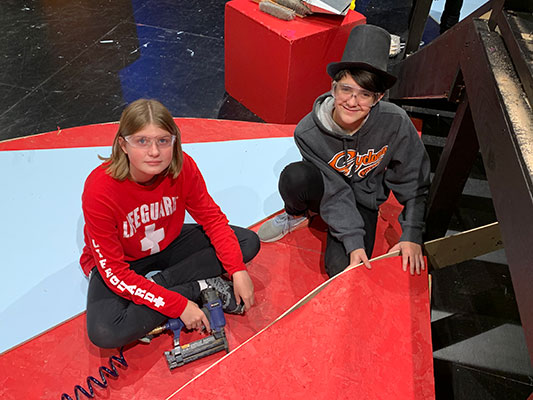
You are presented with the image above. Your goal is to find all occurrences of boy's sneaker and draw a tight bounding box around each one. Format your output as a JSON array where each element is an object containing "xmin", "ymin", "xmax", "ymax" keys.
[
  {"xmin": 257, "ymin": 212, "xmax": 307, "ymax": 242},
  {"xmin": 205, "ymin": 277, "xmax": 244, "ymax": 314}
]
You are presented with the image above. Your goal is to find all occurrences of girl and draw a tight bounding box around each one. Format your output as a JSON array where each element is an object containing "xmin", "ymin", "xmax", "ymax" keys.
[{"xmin": 81, "ymin": 99, "xmax": 259, "ymax": 348}]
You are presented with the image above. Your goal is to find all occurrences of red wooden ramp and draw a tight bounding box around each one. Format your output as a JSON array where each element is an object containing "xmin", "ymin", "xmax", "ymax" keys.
[{"xmin": 171, "ymin": 256, "xmax": 434, "ymax": 400}]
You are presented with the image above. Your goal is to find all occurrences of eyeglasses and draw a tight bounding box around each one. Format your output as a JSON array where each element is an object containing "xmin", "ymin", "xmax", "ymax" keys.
[
  {"xmin": 123, "ymin": 135, "xmax": 176, "ymax": 149},
  {"xmin": 333, "ymin": 83, "xmax": 377, "ymax": 106}
]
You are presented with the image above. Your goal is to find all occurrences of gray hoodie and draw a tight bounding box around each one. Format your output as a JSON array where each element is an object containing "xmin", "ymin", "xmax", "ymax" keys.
[{"xmin": 294, "ymin": 93, "xmax": 431, "ymax": 255}]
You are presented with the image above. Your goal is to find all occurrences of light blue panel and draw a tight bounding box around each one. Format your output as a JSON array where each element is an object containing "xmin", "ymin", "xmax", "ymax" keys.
[
  {"xmin": 0, "ymin": 136, "xmax": 299, "ymax": 352},
  {"xmin": 430, "ymin": 0, "xmax": 486, "ymax": 25},
  {"xmin": 0, "ymin": 146, "xmax": 108, "ymax": 352},
  {"xmin": 429, "ymin": 0, "xmax": 445, "ymax": 22},
  {"xmin": 183, "ymin": 138, "xmax": 300, "ymax": 227},
  {"xmin": 460, "ymin": 0, "xmax": 486, "ymax": 19}
]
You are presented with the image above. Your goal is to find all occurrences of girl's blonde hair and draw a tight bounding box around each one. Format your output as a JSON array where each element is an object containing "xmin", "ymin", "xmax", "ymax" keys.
[{"xmin": 101, "ymin": 99, "xmax": 183, "ymax": 180}]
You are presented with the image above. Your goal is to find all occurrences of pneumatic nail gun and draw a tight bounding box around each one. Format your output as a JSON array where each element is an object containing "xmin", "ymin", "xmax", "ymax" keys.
[{"xmin": 148, "ymin": 287, "xmax": 229, "ymax": 369}]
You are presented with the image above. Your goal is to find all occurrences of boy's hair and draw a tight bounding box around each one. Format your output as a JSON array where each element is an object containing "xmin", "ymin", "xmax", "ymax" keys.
[
  {"xmin": 101, "ymin": 99, "xmax": 183, "ymax": 180},
  {"xmin": 333, "ymin": 68, "xmax": 387, "ymax": 94}
]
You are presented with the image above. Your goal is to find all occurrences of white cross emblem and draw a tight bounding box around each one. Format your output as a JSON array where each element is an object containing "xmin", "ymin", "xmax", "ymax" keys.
[
  {"xmin": 153, "ymin": 296, "xmax": 166, "ymax": 308},
  {"xmin": 141, "ymin": 223, "xmax": 165, "ymax": 254}
]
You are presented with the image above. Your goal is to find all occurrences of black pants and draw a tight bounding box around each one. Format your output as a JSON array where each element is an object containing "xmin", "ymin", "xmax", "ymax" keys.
[
  {"xmin": 86, "ymin": 224, "xmax": 260, "ymax": 348},
  {"xmin": 279, "ymin": 161, "xmax": 378, "ymax": 278}
]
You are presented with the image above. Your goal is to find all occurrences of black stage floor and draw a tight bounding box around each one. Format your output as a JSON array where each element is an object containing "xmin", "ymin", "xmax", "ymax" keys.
[
  {"xmin": 1, "ymin": 0, "xmax": 432, "ymax": 141},
  {"xmin": 1, "ymin": 1, "xmax": 531, "ymax": 398}
]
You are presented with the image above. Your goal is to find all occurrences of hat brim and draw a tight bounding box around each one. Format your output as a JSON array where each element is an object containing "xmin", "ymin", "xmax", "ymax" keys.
[{"xmin": 327, "ymin": 61, "xmax": 397, "ymax": 90}]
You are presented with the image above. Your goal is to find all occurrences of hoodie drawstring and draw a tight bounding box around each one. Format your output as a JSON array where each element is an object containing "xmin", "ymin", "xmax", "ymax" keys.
[
  {"xmin": 342, "ymin": 138, "xmax": 349, "ymax": 169},
  {"xmin": 343, "ymin": 134, "xmax": 360, "ymax": 173}
]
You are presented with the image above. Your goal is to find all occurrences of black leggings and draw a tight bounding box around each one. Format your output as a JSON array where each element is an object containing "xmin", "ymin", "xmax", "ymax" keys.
[
  {"xmin": 86, "ymin": 224, "xmax": 260, "ymax": 348},
  {"xmin": 279, "ymin": 161, "xmax": 378, "ymax": 278}
]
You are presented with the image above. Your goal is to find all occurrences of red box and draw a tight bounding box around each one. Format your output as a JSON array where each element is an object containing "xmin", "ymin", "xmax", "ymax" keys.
[{"xmin": 225, "ymin": 0, "xmax": 366, "ymax": 124}]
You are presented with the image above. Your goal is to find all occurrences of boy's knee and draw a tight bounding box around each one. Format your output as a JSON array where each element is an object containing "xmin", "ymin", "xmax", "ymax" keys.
[
  {"xmin": 280, "ymin": 162, "xmax": 321, "ymax": 196},
  {"xmin": 280, "ymin": 162, "xmax": 307, "ymax": 187}
]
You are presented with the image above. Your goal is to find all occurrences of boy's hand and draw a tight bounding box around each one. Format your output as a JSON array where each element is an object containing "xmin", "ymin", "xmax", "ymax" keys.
[
  {"xmin": 389, "ymin": 241, "xmax": 425, "ymax": 275},
  {"xmin": 349, "ymin": 248, "xmax": 371, "ymax": 270}
]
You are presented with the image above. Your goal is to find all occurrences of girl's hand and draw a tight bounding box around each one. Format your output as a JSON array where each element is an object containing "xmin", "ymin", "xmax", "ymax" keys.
[
  {"xmin": 180, "ymin": 300, "xmax": 211, "ymax": 332},
  {"xmin": 232, "ymin": 270, "xmax": 255, "ymax": 312}
]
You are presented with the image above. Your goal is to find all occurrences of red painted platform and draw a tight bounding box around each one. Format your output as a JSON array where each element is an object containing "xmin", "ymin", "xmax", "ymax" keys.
[
  {"xmin": 0, "ymin": 119, "xmax": 433, "ymax": 399},
  {"xmin": 0, "ymin": 118, "xmax": 295, "ymax": 151},
  {"xmin": 0, "ymin": 201, "xmax": 434, "ymax": 400},
  {"xmin": 225, "ymin": 0, "xmax": 366, "ymax": 124}
]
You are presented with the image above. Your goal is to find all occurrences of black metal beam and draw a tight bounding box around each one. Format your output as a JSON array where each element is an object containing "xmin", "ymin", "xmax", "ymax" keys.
[
  {"xmin": 460, "ymin": 18, "xmax": 533, "ymax": 363},
  {"xmin": 390, "ymin": 2, "xmax": 491, "ymax": 100},
  {"xmin": 425, "ymin": 89, "xmax": 479, "ymax": 241},
  {"xmin": 391, "ymin": 25, "xmax": 466, "ymax": 99},
  {"xmin": 405, "ymin": 0, "xmax": 433, "ymax": 56},
  {"xmin": 488, "ymin": 0, "xmax": 505, "ymax": 30}
]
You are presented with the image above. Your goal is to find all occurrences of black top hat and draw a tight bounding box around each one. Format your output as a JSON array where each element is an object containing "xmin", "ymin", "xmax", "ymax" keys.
[{"xmin": 327, "ymin": 24, "xmax": 397, "ymax": 90}]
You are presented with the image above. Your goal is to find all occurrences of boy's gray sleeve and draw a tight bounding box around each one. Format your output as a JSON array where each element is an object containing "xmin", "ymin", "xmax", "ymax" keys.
[{"xmin": 384, "ymin": 115, "xmax": 431, "ymax": 244}]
